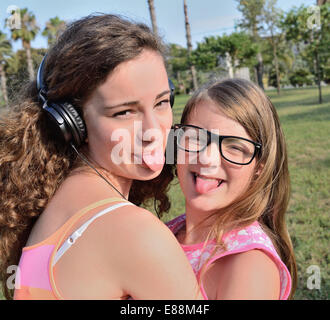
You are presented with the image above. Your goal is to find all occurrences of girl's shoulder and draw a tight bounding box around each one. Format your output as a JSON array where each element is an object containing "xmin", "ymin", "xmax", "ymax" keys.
[
  {"xmin": 222, "ymin": 221, "xmax": 278, "ymax": 255},
  {"xmin": 166, "ymin": 216, "xmax": 292, "ymax": 300}
]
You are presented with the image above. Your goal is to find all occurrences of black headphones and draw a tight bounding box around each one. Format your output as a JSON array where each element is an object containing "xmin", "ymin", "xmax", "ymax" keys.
[{"xmin": 37, "ymin": 55, "xmax": 175, "ymax": 147}]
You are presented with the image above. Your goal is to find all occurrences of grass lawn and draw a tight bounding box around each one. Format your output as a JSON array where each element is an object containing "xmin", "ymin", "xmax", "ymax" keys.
[{"xmin": 1, "ymin": 85, "xmax": 329, "ymax": 300}]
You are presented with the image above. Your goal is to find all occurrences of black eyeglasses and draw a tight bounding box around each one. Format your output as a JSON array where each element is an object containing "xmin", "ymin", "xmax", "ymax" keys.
[{"xmin": 174, "ymin": 124, "xmax": 262, "ymax": 165}]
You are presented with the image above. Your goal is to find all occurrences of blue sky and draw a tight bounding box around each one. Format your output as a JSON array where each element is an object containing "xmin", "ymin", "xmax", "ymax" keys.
[{"xmin": 1, "ymin": 0, "xmax": 316, "ymax": 51}]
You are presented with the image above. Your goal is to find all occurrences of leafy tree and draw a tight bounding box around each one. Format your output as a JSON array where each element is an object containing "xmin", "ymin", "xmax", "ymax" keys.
[
  {"xmin": 166, "ymin": 44, "xmax": 190, "ymax": 94},
  {"xmin": 236, "ymin": 0, "xmax": 266, "ymax": 89},
  {"xmin": 192, "ymin": 32, "xmax": 257, "ymax": 76},
  {"xmin": 281, "ymin": 3, "xmax": 330, "ymax": 103},
  {"xmin": 42, "ymin": 17, "xmax": 66, "ymax": 47},
  {"xmin": 262, "ymin": 37, "xmax": 293, "ymax": 89},
  {"xmin": 5, "ymin": 48, "xmax": 45, "ymax": 102},
  {"xmin": 8, "ymin": 8, "xmax": 40, "ymax": 81},
  {"xmin": 289, "ymin": 68, "xmax": 314, "ymax": 87},
  {"xmin": 0, "ymin": 32, "xmax": 12, "ymax": 106},
  {"xmin": 191, "ymin": 36, "xmax": 222, "ymax": 72},
  {"xmin": 219, "ymin": 32, "xmax": 258, "ymax": 73},
  {"xmin": 262, "ymin": 0, "xmax": 284, "ymax": 94}
]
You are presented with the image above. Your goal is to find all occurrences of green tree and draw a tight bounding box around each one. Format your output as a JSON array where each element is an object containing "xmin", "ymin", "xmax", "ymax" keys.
[
  {"xmin": 219, "ymin": 32, "xmax": 258, "ymax": 74},
  {"xmin": 262, "ymin": 37, "xmax": 293, "ymax": 89},
  {"xmin": 281, "ymin": 3, "xmax": 330, "ymax": 103},
  {"xmin": 289, "ymin": 68, "xmax": 314, "ymax": 87},
  {"xmin": 236, "ymin": 0, "xmax": 266, "ymax": 89},
  {"xmin": 8, "ymin": 8, "xmax": 39, "ymax": 81},
  {"xmin": 0, "ymin": 32, "xmax": 12, "ymax": 105},
  {"xmin": 192, "ymin": 32, "xmax": 257, "ymax": 75},
  {"xmin": 5, "ymin": 48, "xmax": 45, "ymax": 102},
  {"xmin": 42, "ymin": 17, "xmax": 66, "ymax": 47},
  {"xmin": 262, "ymin": 0, "xmax": 284, "ymax": 94},
  {"xmin": 191, "ymin": 36, "xmax": 222, "ymax": 72},
  {"xmin": 166, "ymin": 44, "xmax": 189, "ymax": 94}
]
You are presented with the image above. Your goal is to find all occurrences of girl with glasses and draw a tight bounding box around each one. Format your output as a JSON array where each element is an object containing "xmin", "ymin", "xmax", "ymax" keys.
[{"xmin": 165, "ymin": 78, "xmax": 297, "ymax": 299}]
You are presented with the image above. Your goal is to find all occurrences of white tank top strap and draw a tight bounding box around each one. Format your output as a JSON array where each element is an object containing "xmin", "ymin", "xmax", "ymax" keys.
[{"xmin": 52, "ymin": 201, "xmax": 134, "ymax": 266}]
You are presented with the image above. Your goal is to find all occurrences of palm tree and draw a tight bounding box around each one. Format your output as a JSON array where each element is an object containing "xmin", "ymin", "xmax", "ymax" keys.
[
  {"xmin": 0, "ymin": 32, "xmax": 12, "ymax": 105},
  {"xmin": 147, "ymin": 0, "xmax": 158, "ymax": 36},
  {"xmin": 9, "ymin": 8, "xmax": 39, "ymax": 81},
  {"xmin": 42, "ymin": 17, "xmax": 66, "ymax": 47},
  {"xmin": 183, "ymin": 0, "xmax": 198, "ymax": 90}
]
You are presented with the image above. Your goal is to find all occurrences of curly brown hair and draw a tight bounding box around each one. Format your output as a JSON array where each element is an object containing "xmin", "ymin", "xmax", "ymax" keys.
[{"xmin": 0, "ymin": 14, "xmax": 172, "ymax": 300}]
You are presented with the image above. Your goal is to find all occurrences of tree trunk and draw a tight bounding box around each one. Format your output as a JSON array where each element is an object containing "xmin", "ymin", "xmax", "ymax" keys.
[
  {"xmin": 190, "ymin": 65, "xmax": 198, "ymax": 91},
  {"xmin": 272, "ymin": 37, "xmax": 281, "ymax": 94},
  {"xmin": 177, "ymin": 71, "xmax": 185, "ymax": 94},
  {"xmin": 183, "ymin": 0, "xmax": 198, "ymax": 91},
  {"xmin": 254, "ymin": 67, "xmax": 258, "ymax": 84},
  {"xmin": 0, "ymin": 63, "xmax": 8, "ymax": 105},
  {"xmin": 315, "ymin": 50, "xmax": 322, "ymax": 104},
  {"xmin": 315, "ymin": 0, "xmax": 324, "ymax": 103},
  {"xmin": 256, "ymin": 52, "xmax": 264, "ymax": 90},
  {"xmin": 23, "ymin": 40, "xmax": 34, "ymax": 81},
  {"xmin": 317, "ymin": 0, "xmax": 327, "ymax": 5},
  {"xmin": 147, "ymin": 0, "xmax": 158, "ymax": 36},
  {"xmin": 311, "ymin": 30, "xmax": 322, "ymax": 104}
]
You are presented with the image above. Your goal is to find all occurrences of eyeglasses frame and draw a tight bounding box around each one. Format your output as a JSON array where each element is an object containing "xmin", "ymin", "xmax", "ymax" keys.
[{"xmin": 173, "ymin": 124, "xmax": 262, "ymax": 166}]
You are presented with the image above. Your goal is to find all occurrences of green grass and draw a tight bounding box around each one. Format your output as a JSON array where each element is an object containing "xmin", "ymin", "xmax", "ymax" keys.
[
  {"xmin": 159, "ymin": 85, "xmax": 330, "ymax": 300},
  {"xmin": 1, "ymin": 86, "xmax": 329, "ymax": 300}
]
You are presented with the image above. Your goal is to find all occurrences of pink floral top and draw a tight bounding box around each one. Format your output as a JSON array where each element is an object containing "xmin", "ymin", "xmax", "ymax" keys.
[{"xmin": 166, "ymin": 214, "xmax": 292, "ymax": 300}]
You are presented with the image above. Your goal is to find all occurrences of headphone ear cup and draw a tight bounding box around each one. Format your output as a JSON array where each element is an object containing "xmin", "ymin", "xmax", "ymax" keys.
[
  {"xmin": 60, "ymin": 102, "xmax": 87, "ymax": 147},
  {"xmin": 46, "ymin": 101, "xmax": 86, "ymax": 147},
  {"xmin": 168, "ymin": 79, "xmax": 175, "ymax": 108}
]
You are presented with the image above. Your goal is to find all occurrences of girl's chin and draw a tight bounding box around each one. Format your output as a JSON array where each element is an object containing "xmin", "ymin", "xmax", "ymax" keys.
[
  {"xmin": 128, "ymin": 165, "xmax": 163, "ymax": 180},
  {"xmin": 184, "ymin": 192, "xmax": 226, "ymax": 213}
]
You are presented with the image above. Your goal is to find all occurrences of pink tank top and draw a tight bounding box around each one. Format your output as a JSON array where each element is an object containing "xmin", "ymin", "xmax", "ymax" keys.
[
  {"xmin": 166, "ymin": 214, "xmax": 292, "ymax": 300},
  {"xmin": 14, "ymin": 197, "xmax": 132, "ymax": 300}
]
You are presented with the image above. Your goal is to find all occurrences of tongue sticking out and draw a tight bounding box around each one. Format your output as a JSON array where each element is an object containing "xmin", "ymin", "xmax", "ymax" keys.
[
  {"xmin": 195, "ymin": 175, "xmax": 220, "ymax": 194},
  {"xmin": 142, "ymin": 149, "xmax": 165, "ymax": 172}
]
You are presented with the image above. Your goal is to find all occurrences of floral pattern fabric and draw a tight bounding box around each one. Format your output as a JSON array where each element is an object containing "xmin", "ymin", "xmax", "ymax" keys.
[{"xmin": 166, "ymin": 214, "xmax": 291, "ymax": 300}]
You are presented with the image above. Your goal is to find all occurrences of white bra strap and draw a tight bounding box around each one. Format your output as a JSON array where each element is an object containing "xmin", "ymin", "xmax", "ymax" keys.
[{"xmin": 52, "ymin": 202, "xmax": 133, "ymax": 266}]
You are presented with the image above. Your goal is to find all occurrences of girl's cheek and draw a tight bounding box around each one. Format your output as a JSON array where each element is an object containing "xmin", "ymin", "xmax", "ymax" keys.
[{"xmin": 176, "ymin": 150, "xmax": 186, "ymax": 165}]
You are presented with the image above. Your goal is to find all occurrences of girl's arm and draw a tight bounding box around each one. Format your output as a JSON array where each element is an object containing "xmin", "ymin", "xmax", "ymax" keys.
[
  {"xmin": 214, "ymin": 249, "xmax": 280, "ymax": 300},
  {"xmin": 109, "ymin": 206, "xmax": 204, "ymax": 300}
]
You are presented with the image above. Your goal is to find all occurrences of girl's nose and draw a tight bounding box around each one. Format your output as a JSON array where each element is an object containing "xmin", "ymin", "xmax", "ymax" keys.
[
  {"xmin": 138, "ymin": 109, "xmax": 163, "ymax": 149},
  {"xmin": 197, "ymin": 141, "xmax": 221, "ymax": 173},
  {"xmin": 143, "ymin": 110, "xmax": 161, "ymax": 136}
]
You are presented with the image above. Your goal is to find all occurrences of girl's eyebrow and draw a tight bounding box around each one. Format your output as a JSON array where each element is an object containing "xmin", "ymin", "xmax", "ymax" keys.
[
  {"xmin": 104, "ymin": 100, "xmax": 138, "ymax": 110},
  {"xmin": 156, "ymin": 90, "xmax": 171, "ymax": 100},
  {"xmin": 104, "ymin": 90, "xmax": 171, "ymax": 110}
]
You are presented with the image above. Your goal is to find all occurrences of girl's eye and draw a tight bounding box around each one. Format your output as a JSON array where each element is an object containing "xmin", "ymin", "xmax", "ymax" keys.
[
  {"xmin": 112, "ymin": 110, "xmax": 134, "ymax": 118},
  {"xmin": 155, "ymin": 99, "xmax": 170, "ymax": 109}
]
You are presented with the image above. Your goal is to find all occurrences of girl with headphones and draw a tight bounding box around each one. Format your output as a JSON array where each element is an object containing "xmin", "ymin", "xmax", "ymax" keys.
[{"xmin": 0, "ymin": 14, "xmax": 202, "ymax": 300}]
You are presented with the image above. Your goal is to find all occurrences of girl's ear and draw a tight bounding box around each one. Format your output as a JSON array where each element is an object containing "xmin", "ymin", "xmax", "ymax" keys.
[{"xmin": 255, "ymin": 162, "xmax": 264, "ymax": 177}]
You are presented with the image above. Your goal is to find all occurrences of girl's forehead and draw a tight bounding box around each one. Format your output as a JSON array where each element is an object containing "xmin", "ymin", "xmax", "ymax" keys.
[{"xmin": 185, "ymin": 100, "xmax": 251, "ymax": 138}]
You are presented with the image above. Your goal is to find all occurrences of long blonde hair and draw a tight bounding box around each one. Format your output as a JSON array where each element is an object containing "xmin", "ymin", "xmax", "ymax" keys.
[{"xmin": 177, "ymin": 78, "xmax": 297, "ymax": 298}]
